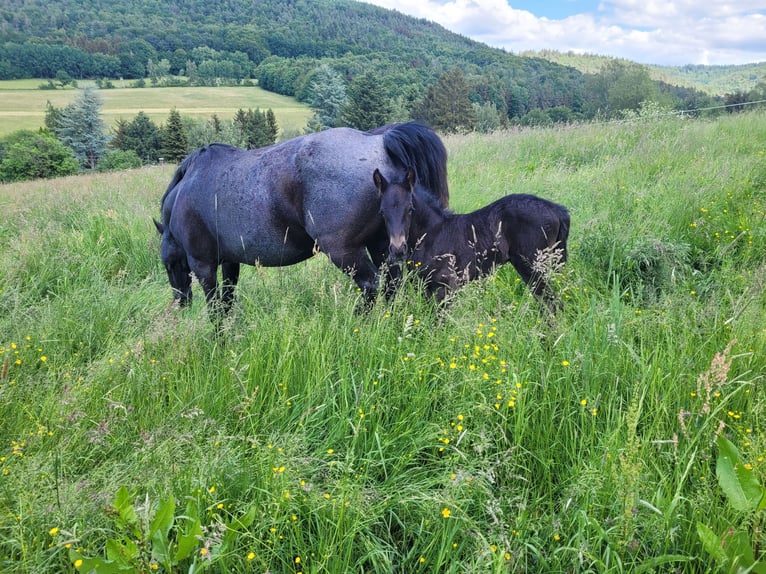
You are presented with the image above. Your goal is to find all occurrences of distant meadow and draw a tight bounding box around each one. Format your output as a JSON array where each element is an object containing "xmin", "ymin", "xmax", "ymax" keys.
[{"xmin": 0, "ymin": 80, "xmax": 312, "ymax": 138}]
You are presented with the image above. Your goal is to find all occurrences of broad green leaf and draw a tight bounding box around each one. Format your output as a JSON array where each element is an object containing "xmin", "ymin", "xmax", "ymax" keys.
[
  {"xmin": 112, "ymin": 486, "xmax": 138, "ymax": 528},
  {"xmin": 70, "ymin": 548, "xmax": 133, "ymax": 574},
  {"xmin": 725, "ymin": 531, "xmax": 757, "ymax": 573},
  {"xmin": 230, "ymin": 505, "xmax": 257, "ymax": 531},
  {"xmin": 174, "ymin": 515, "xmax": 204, "ymax": 562},
  {"xmin": 716, "ymin": 435, "xmax": 765, "ymax": 513},
  {"xmin": 105, "ymin": 538, "xmax": 138, "ymax": 564},
  {"xmin": 150, "ymin": 496, "xmax": 176, "ymax": 562},
  {"xmin": 696, "ymin": 522, "xmax": 727, "ymax": 562}
]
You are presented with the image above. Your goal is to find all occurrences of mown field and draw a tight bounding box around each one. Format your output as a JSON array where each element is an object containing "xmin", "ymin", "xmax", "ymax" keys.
[
  {"xmin": 1, "ymin": 112, "xmax": 765, "ymax": 573},
  {"xmin": 0, "ymin": 80, "xmax": 312, "ymax": 138}
]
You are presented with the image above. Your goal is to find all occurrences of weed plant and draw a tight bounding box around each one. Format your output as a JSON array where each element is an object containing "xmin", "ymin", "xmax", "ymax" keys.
[{"xmin": 1, "ymin": 112, "xmax": 765, "ymax": 572}]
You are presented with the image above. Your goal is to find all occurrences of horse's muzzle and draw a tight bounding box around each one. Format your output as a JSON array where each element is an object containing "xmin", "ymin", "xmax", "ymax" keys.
[{"xmin": 388, "ymin": 238, "xmax": 408, "ymax": 264}]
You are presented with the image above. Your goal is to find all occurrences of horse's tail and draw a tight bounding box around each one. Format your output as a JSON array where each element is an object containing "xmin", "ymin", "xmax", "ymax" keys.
[
  {"xmin": 380, "ymin": 122, "xmax": 449, "ymax": 208},
  {"xmin": 157, "ymin": 147, "xmax": 213, "ymax": 234},
  {"xmin": 554, "ymin": 204, "xmax": 571, "ymax": 263}
]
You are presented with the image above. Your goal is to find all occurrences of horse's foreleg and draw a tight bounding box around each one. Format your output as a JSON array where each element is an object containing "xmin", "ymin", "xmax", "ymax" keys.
[
  {"xmin": 328, "ymin": 250, "xmax": 379, "ymax": 302},
  {"xmin": 188, "ymin": 257, "xmax": 221, "ymax": 311},
  {"xmin": 221, "ymin": 262, "xmax": 240, "ymax": 312}
]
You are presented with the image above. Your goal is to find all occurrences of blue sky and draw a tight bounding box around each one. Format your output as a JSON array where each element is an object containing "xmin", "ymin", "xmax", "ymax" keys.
[
  {"xmin": 506, "ymin": 0, "xmax": 601, "ymax": 20},
  {"xmin": 359, "ymin": 1, "xmax": 766, "ymax": 66}
]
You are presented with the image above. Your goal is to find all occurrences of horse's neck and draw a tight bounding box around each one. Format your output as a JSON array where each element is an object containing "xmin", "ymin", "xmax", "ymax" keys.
[{"xmin": 412, "ymin": 192, "xmax": 447, "ymax": 235}]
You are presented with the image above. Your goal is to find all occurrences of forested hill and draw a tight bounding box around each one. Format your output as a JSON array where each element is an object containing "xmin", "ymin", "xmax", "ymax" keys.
[
  {"xmin": 1, "ymin": 0, "xmax": 746, "ymax": 123},
  {"xmin": 523, "ymin": 49, "xmax": 766, "ymax": 96}
]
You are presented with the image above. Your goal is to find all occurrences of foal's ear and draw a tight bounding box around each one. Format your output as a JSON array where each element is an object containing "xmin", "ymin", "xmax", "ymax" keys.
[
  {"xmin": 153, "ymin": 219, "xmax": 165, "ymax": 234},
  {"xmin": 373, "ymin": 168, "xmax": 386, "ymax": 194}
]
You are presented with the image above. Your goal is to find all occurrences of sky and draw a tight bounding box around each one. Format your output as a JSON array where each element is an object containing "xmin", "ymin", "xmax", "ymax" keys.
[{"xmin": 357, "ymin": 0, "xmax": 766, "ymax": 66}]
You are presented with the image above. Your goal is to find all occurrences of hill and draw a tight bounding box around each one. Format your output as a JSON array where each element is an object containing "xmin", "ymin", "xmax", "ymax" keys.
[
  {"xmin": 523, "ymin": 49, "xmax": 766, "ymax": 96},
  {"xmin": 0, "ymin": 0, "xmax": 719, "ymax": 122}
]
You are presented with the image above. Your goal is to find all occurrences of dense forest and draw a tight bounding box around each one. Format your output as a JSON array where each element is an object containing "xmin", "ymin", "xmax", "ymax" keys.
[{"xmin": 5, "ymin": 0, "xmax": 764, "ymax": 127}]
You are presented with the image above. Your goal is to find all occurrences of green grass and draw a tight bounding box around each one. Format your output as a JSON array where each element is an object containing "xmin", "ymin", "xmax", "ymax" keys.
[
  {"xmin": 1, "ymin": 113, "xmax": 765, "ymax": 572},
  {"xmin": 0, "ymin": 80, "xmax": 312, "ymax": 138}
]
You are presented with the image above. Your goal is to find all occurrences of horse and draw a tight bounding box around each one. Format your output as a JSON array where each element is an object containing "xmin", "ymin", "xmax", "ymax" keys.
[
  {"xmin": 154, "ymin": 122, "xmax": 448, "ymax": 313},
  {"xmin": 374, "ymin": 168, "xmax": 570, "ymax": 311}
]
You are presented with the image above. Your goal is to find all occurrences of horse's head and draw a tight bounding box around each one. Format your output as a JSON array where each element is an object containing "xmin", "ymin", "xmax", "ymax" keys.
[
  {"xmin": 154, "ymin": 219, "xmax": 193, "ymax": 307},
  {"xmin": 374, "ymin": 167, "xmax": 416, "ymax": 264}
]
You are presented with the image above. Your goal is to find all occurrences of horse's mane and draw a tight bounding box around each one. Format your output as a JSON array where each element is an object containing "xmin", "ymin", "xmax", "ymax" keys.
[{"xmin": 380, "ymin": 122, "xmax": 449, "ymax": 208}]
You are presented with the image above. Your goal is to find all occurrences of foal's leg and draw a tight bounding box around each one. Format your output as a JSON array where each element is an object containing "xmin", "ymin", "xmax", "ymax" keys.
[
  {"xmin": 366, "ymin": 235, "xmax": 401, "ymax": 299},
  {"xmin": 509, "ymin": 254, "xmax": 559, "ymax": 313}
]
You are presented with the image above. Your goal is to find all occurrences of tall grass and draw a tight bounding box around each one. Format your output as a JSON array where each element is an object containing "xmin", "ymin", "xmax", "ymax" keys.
[{"xmin": 1, "ymin": 112, "xmax": 765, "ymax": 572}]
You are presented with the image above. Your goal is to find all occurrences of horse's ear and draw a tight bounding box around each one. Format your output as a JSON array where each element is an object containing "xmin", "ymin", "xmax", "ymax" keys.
[
  {"xmin": 373, "ymin": 168, "xmax": 385, "ymax": 194},
  {"xmin": 406, "ymin": 167, "xmax": 416, "ymax": 191},
  {"xmin": 153, "ymin": 219, "xmax": 165, "ymax": 235}
]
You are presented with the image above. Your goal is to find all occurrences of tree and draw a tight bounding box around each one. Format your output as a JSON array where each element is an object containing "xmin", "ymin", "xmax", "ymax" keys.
[
  {"xmin": 342, "ymin": 71, "xmax": 392, "ymax": 131},
  {"xmin": 162, "ymin": 108, "xmax": 188, "ymax": 163},
  {"xmin": 54, "ymin": 87, "xmax": 110, "ymax": 170},
  {"xmin": 306, "ymin": 64, "xmax": 347, "ymax": 130},
  {"xmin": 585, "ymin": 60, "xmax": 660, "ymax": 117},
  {"xmin": 414, "ymin": 68, "xmax": 475, "ymax": 133},
  {"xmin": 115, "ymin": 112, "xmax": 163, "ymax": 164},
  {"xmin": 234, "ymin": 108, "xmax": 278, "ymax": 149},
  {"xmin": 44, "ymin": 100, "xmax": 63, "ymax": 132},
  {"xmin": 0, "ymin": 130, "xmax": 79, "ymax": 182}
]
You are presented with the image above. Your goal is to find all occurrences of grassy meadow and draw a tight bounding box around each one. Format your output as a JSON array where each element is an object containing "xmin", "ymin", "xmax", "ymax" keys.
[
  {"xmin": 0, "ymin": 80, "xmax": 312, "ymax": 138},
  {"xmin": 1, "ymin": 112, "xmax": 765, "ymax": 572}
]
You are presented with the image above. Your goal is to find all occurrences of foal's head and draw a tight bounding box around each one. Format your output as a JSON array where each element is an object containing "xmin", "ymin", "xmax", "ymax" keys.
[{"xmin": 374, "ymin": 167, "xmax": 416, "ymax": 264}]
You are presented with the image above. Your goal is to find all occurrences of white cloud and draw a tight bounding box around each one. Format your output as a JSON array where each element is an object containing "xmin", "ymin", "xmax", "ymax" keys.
[{"xmin": 358, "ymin": 0, "xmax": 766, "ymax": 65}]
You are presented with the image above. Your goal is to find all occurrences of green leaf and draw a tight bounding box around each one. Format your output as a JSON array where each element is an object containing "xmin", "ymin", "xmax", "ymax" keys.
[
  {"xmin": 69, "ymin": 548, "xmax": 133, "ymax": 574},
  {"xmin": 105, "ymin": 538, "xmax": 138, "ymax": 564},
  {"xmin": 716, "ymin": 435, "xmax": 765, "ymax": 513},
  {"xmin": 150, "ymin": 496, "xmax": 176, "ymax": 562},
  {"xmin": 113, "ymin": 486, "xmax": 138, "ymax": 527},
  {"xmin": 696, "ymin": 522, "xmax": 728, "ymax": 563},
  {"xmin": 174, "ymin": 515, "xmax": 204, "ymax": 562},
  {"xmin": 725, "ymin": 531, "xmax": 757, "ymax": 572},
  {"xmin": 230, "ymin": 505, "xmax": 257, "ymax": 531}
]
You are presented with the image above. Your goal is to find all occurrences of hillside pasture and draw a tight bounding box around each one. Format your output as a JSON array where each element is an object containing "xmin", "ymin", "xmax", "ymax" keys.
[
  {"xmin": 0, "ymin": 113, "xmax": 765, "ymax": 572},
  {"xmin": 0, "ymin": 81, "xmax": 312, "ymax": 137}
]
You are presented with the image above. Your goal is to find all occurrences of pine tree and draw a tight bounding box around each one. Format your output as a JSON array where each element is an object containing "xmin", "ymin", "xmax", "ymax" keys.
[
  {"xmin": 124, "ymin": 112, "xmax": 163, "ymax": 164},
  {"xmin": 306, "ymin": 64, "xmax": 347, "ymax": 130},
  {"xmin": 44, "ymin": 100, "xmax": 63, "ymax": 132},
  {"xmin": 110, "ymin": 118, "xmax": 129, "ymax": 151},
  {"xmin": 54, "ymin": 86, "xmax": 110, "ymax": 169},
  {"xmin": 162, "ymin": 108, "xmax": 188, "ymax": 163},
  {"xmin": 414, "ymin": 68, "xmax": 476, "ymax": 133},
  {"xmin": 266, "ymin": 108, "xmax": 278, "ymax": 143},
  {"xmin": 342, "ymin": 71, "xmax": 392, "ymax": 131}
]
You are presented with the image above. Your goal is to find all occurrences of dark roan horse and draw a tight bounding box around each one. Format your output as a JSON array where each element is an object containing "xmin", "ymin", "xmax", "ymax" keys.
[
  {"xmin": 375, "ymin": 168, "xmax": 570, "ymax": 311},
  {"xmin": 155, "ymin": 123, "xmax": 448, "ymax": 312}
]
